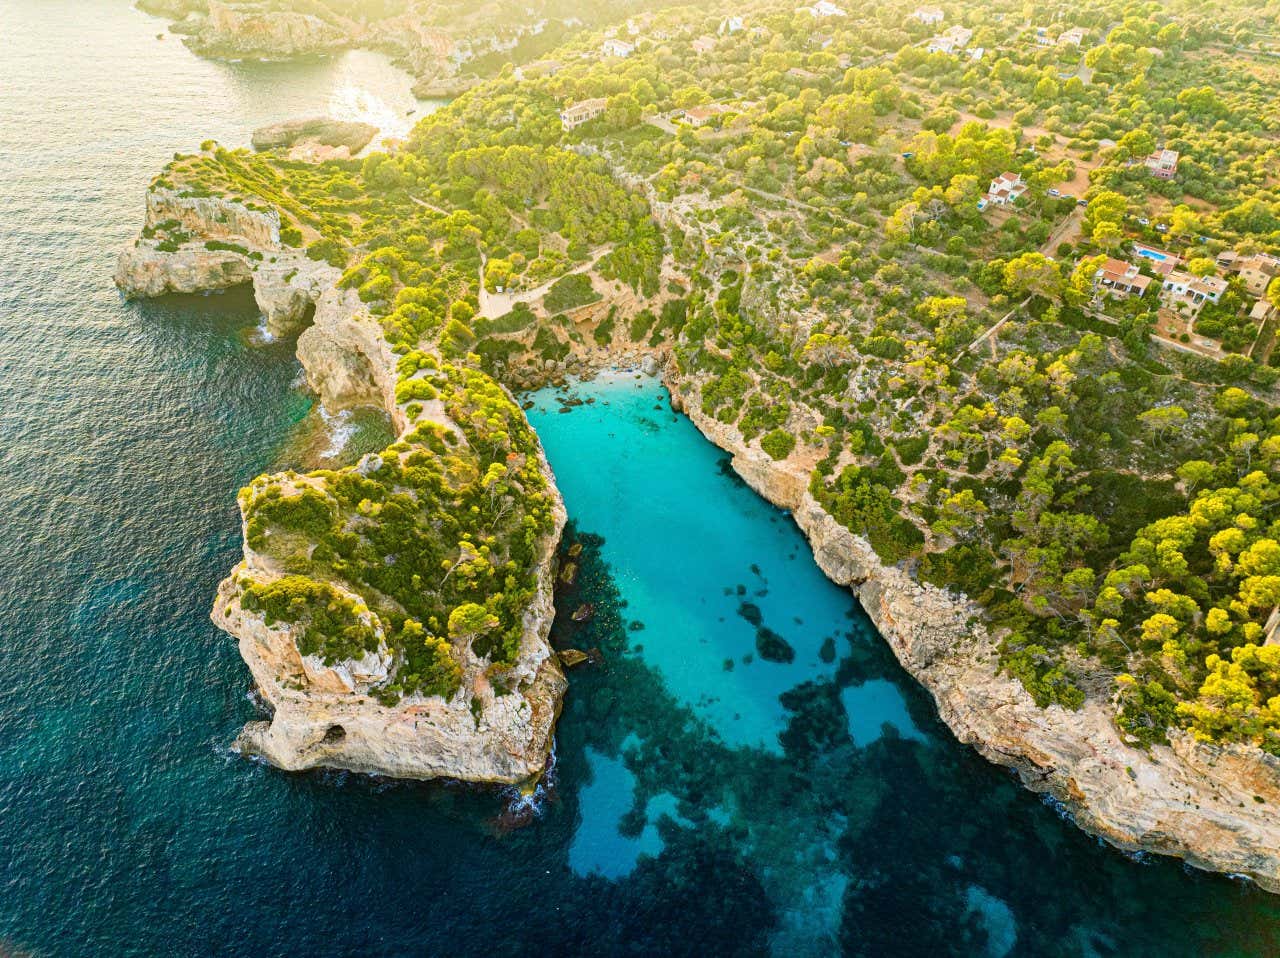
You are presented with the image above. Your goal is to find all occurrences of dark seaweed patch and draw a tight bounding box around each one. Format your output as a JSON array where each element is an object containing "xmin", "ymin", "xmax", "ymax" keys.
[{"xmin": 755, "ymin": 627, "xmax": 795, "ymax": 664}]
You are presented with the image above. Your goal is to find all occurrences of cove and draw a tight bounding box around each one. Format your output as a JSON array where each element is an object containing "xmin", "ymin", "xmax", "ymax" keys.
[{"xmin": 527, "ymin": 371, "xmax": 856, "ymax": 751}]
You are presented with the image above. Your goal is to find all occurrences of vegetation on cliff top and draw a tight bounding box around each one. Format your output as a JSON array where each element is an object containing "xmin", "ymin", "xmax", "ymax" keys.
[{"xmin": 167, "ymin": 0, "xmax": 1280, "ymax": 750}]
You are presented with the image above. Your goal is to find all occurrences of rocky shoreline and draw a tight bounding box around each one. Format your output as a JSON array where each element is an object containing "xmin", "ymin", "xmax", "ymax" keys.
[
  {"xmin": 115, "ymin": 183, "xmax": 1280, "ymax": 891},
  {"xmin": 662, "ymin": 369, "xmax": 1280, "ymax": 894}
]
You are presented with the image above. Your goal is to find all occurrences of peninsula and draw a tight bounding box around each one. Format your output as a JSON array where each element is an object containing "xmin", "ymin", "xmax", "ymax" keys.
[{"xmin": 119, "ymin": 0, "xmax": 1280, "ymax": 891}]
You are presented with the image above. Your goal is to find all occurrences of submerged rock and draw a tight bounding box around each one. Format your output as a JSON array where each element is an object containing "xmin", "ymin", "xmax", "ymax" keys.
[
  {"xmin": 558, "ymin": 649, "xmax": 589, "ymax": 668},
  {"xmin": 571, "ymin": 603, "xmax": 595, "ymax": 623}
]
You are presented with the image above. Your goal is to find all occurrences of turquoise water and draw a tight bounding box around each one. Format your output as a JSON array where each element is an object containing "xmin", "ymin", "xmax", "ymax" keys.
[
  {"xmin": 527, "ymin": 373, "xmax": 852, "ymax": 751},
  {"xmin": 2, "ymin": 2, "xmax": 1280, "ymax": 955}
]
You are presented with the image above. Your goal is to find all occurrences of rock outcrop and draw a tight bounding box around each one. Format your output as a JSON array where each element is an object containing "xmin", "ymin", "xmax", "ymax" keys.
[
  {"xmin": 251, "ymin": 117, "xmax": 378, "ymax": 156},
  {"xmin": 114, "ymin": 187, "xmax": 336, "ymax": 337},
  {"xmin": 213, "ymin": 293, "xmax": 568, "ymax": 781},
  {"xmin": 667, "ymin": 365, "xmax": 1280, "ymax": 893},
  {"xmin": 114, "ymin": 244, "xmax": 252, "ymax": 298},
  {"xmin": 295, "ymin": 287, "xmax": 401, "ymax": 413},
  {"xmin": 212, "ymin": 450, "xmax": 567, "ymax": 783}
]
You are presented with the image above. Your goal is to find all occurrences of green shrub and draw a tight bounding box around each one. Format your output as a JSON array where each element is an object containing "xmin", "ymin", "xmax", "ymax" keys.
[
  {"xmin": 204, "ymin": 239, "xmax": 250, "ymax": 256},
  {"xmin": 761, "ymin": 428, "xmax": 796, "ymax": 460},
  {"xmin": 543, "ymin": 273, "xmax": 600, "ymax": 314}
]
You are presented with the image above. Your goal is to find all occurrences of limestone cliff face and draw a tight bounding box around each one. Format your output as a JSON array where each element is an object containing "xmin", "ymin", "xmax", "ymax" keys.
[
  {"xmin": 191, "ymin": 0, "xmax": 350, "ymax": 58},
  {"xmin": 114, "ymin": 186, "xmax": 336, "ymax": 337},
  {"xmin": 295, "ymin": 287, "xmax": 402, "ymax": 417},
  {"xmin": 667, "ymin": 367, "xmax": 1280, "ymax": 893},
  {"xmin": 114, "ymin": 244, "xmax": 253, "ymax": 298},
  {"xmin": 145, "ymin": 187, "xmax": 281, "ymax": 247}
]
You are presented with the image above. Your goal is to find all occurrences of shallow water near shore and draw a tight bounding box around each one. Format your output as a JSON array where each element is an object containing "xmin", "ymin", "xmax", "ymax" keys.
[{"xmin": 3, "ymin": 2, "xmax": 1280, "ymax": 956}]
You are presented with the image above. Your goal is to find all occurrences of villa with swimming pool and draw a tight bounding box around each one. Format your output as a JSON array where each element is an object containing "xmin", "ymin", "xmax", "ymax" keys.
[{"xmin": 1132, "ymin": 243, "xmax": 1182, "ymax": 275}]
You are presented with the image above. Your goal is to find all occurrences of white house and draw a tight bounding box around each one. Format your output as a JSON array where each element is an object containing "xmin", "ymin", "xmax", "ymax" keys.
[
  {"xmin": 1161, "ymin": 270, "xmax": 1228, "ymax": 314},
  {"xmin": 928, "ymin": 25, "xmax": 973, "ymax": 54},
  {"xmin": 1094, "ymin": 258, "xmax": 1153, "ymax": 300},
  {"xmin": 1145, "ymin": 148, "xmax": 1180, "ymax": 179},
  {"xmin": 601, "ymin": 38, "xmax": 635, "ymax": 58},
  {"xmin": 1059, "ymin": 27, "xmax": 1088, "ymax": 46},
  {"xmin": 911, "ymin": 6, "xmax": 944, "ymax": 25},
  {"xmin": 985, "ymin": 172, "xmax": 1027, "ymax": 206},
  {"xmin": 1217, "ymin": 251, "xmax": 1280, "ymax": 296},
  {"xmin": 804, "ymin": 1, "xmax": 846, "ymax": 18},
  {"xmin": 682, "ymin": 104, "xmax": 732, "ymax": 127},
  {"xmin": 719, "ymin": 16, "xmax": 744, "ymax": 34},
  {"xmin": 513, "ymin": 59, "xmax": 561, "ymax": 81}
]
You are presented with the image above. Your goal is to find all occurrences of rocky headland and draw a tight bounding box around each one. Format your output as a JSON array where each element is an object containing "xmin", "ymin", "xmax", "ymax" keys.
[
  {"xmin": 137, "ymin": 0, "xmax": 548, "ymax": 97},
  {"xmin": 117, "ymin": 187, "xmax": 566, "ymax": 785}
]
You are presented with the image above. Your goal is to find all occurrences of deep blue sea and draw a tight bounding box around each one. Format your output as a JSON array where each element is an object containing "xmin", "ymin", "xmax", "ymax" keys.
[{"xmin": 2, "ymin": 3, "xmax": 1280, "ymax": 956}]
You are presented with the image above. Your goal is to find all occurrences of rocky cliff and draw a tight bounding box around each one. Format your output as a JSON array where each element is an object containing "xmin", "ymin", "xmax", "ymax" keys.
[
  {"xmin": 114, "ymin": 187, "xmax": 335, "ymax": 337},
  {"xmin": 189, "ymin": 0, "xmax": 351, "ymax": 58},
  {"xmin": 666, "ymin": 367, "xmax": 1280, "ymax": 894},
  {"xmin": 116, "ymin": 186, "xmax": 568, "ymax": 786},
  {"xmin": 212, "ymin": 457, "xmax": 567, "ymax": 784}
]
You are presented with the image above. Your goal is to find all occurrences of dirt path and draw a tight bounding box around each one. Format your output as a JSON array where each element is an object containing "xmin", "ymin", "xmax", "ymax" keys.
[
  {"xmin": 1041, "ymin": 206, "xmax": 1084, "ymax": 254},
  {"xmin": 477, "ymin": 244, "xmax": 614, "ymax": 320}
]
